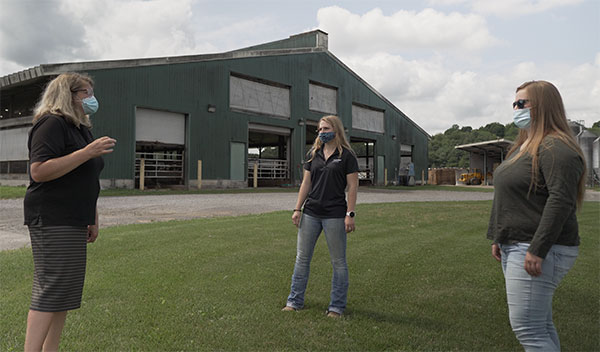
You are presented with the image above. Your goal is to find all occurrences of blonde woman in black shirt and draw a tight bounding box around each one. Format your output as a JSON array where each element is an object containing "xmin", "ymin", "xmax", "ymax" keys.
[
  {"xmin": 282, "ymin": 115, "xmax": 359, "ymax": 318},
  {"xmin": 487, "ymin": 80, "xmax": 586, "ymax": 351},
  {"xmin": 24, "ymin": 73, "xmax": 116, "ymax": 351}
]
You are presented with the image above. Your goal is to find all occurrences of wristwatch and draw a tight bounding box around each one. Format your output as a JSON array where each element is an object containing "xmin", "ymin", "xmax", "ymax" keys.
[{"xmin": 346, "ymin": 211, "xmax": 355, "ymax": 218}]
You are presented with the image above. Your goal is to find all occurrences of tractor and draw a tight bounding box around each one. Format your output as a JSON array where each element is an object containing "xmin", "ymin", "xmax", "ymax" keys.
[{"xmin": 457, "ymin": 169, "xmax": 484, "ymax": 185}]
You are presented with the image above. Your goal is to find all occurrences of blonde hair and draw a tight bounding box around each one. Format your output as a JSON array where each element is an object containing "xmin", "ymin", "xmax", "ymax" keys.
[
  {"xmin": 506, "ymin": 80, "xmax": 586, "ymax": 208},
  {"xmin": 33, "ymin": 72, "xmax": 94, "ymax": 128},
  {"xmin": 307, "ymin": 115, "xmax": 354, "ymax": 162}
]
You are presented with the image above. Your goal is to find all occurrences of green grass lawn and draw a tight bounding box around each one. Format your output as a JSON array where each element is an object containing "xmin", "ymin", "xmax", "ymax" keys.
[
  {"xmin": 1, "ymin": 202, "xmax": 598, "ymax": 351},
  {"xmin": 373, "ymin": 184, "xmax": 495, "ymax": 192},
  {"xmin": 0, "ymin": 184, "xmax": 491, "ymax": 200}
]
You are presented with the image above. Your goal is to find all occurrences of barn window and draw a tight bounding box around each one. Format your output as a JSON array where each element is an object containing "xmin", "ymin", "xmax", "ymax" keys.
[
  {"xmin": 229, "ymin": 74, "xmax": 290, "ymax": 118},
  {"xmin": 352, "ymin": 103, "xmax": 384, "ymax": 133},
  {"xmin": 309, "ymin": 81, "xmax": 337, "ymax": 115}
]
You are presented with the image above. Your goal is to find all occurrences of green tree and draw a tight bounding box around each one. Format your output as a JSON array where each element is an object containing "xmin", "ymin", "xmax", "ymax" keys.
[
  {"xmin": 504, "ymin": 123, "xmax": 519, "ymax": 141},
  {"xmin": 428, "ymin": 123, "xmax": 516, "ymax": 168},
  {"xmin": 481, "ymin": 122, "xmax": 505, "ymax": 138},
  {"xmin": 589, "ymin": 120, "xmax": 600, "ymax": 137}
]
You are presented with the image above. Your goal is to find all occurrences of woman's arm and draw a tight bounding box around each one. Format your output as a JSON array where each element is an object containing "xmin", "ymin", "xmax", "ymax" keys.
[
  {"xmin": 345, "ymin": 172, "xmax": 358, "ymax": 233},
  {"xmin": 30, "ymin": 136, "xmax": 116, "ymax": 182},
  {"xmin": 87, "ymin": 209, "xmax": 99, "ymax": 243},
  {"xmin": 292, "ymin": 169, "xmax": 312, "ymax": 227}
]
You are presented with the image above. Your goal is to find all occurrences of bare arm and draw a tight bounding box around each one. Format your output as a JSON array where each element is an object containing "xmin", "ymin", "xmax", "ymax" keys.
[
  {"xmin": 30, "ymin": 136, "xmax": 116, "ymax": 182},
  {"xmin": 292, "ymin": 170, "xmax": 311, "ymax": 226},
  {"xmin": 346, "ymin": 172, "xmax": 358, "ymax": 213},
  {"xmin": 345, "ymin": 172, "xmax": 358, "ymax": 233}
]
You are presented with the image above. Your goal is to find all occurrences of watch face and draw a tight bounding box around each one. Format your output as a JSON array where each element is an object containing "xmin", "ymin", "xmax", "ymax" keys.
[{"xmin": 347, "ymin": 211, "xmax": 355, "ymax": 218}]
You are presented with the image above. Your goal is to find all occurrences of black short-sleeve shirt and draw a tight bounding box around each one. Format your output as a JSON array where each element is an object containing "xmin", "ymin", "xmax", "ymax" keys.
[
  {"xmin": 24, "ymin": 114, "xmax": 104, "ymax": 226},
  {"xmin": 303, "ymin": 147, "xmax": 359, "ymax": 218}
]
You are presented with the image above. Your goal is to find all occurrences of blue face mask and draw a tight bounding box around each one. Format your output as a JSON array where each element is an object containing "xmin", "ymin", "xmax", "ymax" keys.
[
  {"xmin": 513, "ymin": 108, "xmax": 531, "ymax": 129},
  {"xmin": 319, "ymin": 132, "xmax": 335, "ymax": 144},
  {"xmin": 82, "ymin": 96, "xmax": 99, "ymax": 115}
]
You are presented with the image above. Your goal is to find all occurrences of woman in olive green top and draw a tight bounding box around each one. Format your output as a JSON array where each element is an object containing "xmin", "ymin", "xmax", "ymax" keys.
[{"xmin": 487, "ymin": 80, "xmax": 586, "ymax": 352}]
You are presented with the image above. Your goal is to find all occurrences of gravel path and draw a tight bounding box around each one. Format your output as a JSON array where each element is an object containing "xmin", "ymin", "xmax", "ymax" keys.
[{"xmin": 2, "ymin": 189, "xmax": 597, "ymax": 251}]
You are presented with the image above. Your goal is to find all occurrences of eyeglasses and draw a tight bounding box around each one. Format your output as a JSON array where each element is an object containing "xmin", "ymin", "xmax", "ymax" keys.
[
  {"xmin": 72, "ymin": 88, "xmax": 94, "ymax": 97},
  {"xmin": 512, "ymin": 99, "xmax": 530, "ymax": 109}
]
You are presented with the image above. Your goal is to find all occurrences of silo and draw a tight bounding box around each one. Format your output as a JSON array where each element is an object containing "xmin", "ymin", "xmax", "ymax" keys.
[{"xmin": 578, "ymin": 130, "xmax": 597, "ymax": 185}]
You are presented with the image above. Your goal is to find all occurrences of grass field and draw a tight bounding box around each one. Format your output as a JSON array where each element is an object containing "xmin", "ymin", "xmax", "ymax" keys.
[
  {"xmin": 0, "ymin": 185, "xmax": 300, "ymax": 200},
  {"xmin": 1, "ymin": 201, "xmax": 598, "ymax": 351}
]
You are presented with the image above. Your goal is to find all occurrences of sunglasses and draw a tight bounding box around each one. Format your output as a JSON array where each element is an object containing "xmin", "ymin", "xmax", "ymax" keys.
[
  {"xmin": 512, "ymin": 99, "xmax": 530, "ymax": 109},
  {"xmin": 72, "ymin": 88, "xmax": 94, "ymax": 97}
]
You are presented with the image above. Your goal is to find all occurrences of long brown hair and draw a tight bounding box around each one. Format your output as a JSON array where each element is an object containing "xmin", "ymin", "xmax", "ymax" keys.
[
  {"xmin": 506, "ymin": 80, "xmax": 586, "ymax": 208},
  {"xmin": 33, "ymin": 72, "xmax": 94, "ymax": 128},
  {"xmin": 307, "ymin": 115, "xmax": 354, "ymax": 162}
]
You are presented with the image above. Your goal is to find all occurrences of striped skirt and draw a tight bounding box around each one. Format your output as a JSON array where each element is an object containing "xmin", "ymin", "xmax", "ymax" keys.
[{"xmin": 28, "ymin": 226, "xmax": 88, "ymax": 312}]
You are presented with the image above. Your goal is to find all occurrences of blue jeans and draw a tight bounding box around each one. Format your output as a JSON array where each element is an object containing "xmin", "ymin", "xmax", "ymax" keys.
[
  {"xmin": 286, "ymin": 213, "xmax": 348, "ymax": 314},
  {"xmin": 500, "ymin": 243, "xmax": 578, "ymax": 352}
]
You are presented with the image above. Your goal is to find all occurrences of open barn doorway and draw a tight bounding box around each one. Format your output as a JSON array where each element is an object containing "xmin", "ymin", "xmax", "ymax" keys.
[{"xmin": 247, "ymin": 124, "xmax": 291, "ymax": 187}]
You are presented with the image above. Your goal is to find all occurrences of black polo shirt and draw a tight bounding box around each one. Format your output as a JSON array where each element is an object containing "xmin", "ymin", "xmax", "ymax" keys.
[
  {"xmin": 24, "ymin": 114, "xmax": 104, "ymax": 226},
  {"xmin": 303, "ymin": 147, "xmax": 359, "ymax": 218}
]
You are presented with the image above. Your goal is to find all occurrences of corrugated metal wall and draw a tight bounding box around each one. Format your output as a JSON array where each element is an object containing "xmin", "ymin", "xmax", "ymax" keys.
[{"xmin": 85, "ymin": 51, "xmax": 428, "ymax": 185}]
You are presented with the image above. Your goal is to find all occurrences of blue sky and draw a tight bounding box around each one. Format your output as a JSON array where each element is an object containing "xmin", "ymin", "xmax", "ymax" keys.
[{"xmin": 1, "ymin": 0, "xmax": 598, "ymax": 134}]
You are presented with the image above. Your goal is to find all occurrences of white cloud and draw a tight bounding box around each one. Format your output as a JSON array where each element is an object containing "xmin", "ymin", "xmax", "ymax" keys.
[
  {"xmin": 428, "ymin": 0, "xmax": 585, "ymax": 17},
  {"xmin": 0, "ymin": 0, "xmax": 90, "ymax": 67},
  {"xmin": 316, "ymin": 6, "xmax": 499, "ymax": 55},
  {"xmin": 339, "ymin": 51, "xmax": 599, "ymax": 135},
  {"xmin": 61, "ymin": 0, "xmax": 217, "ymax": 61},
  {"xmin": 0, "ymin": 0, "xmax": 219, "ymax": 75}
]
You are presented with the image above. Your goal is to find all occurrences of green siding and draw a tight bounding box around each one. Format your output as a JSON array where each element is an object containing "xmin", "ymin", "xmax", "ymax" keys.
[{"xmin": 85, "ymin": 51, "xmax": 429, "ymax": 185}]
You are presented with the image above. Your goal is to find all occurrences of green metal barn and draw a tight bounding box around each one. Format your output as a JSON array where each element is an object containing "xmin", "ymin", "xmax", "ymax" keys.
[{"xmin": 0, "ymin": 30, "xmax": 429, "ymax": 189}]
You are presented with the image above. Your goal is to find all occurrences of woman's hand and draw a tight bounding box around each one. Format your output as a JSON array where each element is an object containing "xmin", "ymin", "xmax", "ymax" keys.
[
  {"xmin": 491, "ymin": 243, "xmax": 501, "ymax": 262},
  {"xmin": 292, "ymin": 210, "xmax": 301, "ymax": 227},
  {"xmin": 345, "ymin": 216, "xmax": 355, "ymax": 233},
  {"xmin": 524, "ymin": 251, "xmax": 543, "ymax": 277},
  {"xmin": 84, "ymin": 136, "xmax": 116, "ymax": 158},
  {"xmin": 87, "ymin": 224, "xmax": 99, "ymax": 243}
]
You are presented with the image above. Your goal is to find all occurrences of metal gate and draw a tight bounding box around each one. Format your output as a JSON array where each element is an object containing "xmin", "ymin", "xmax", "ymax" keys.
[
  {"xmin": 248, "ymin": 158, "xmax": 289, "ymax": 179},
  {"xmin": 135, "ymin": 151, "xmax": 184, "ymax": 186}
]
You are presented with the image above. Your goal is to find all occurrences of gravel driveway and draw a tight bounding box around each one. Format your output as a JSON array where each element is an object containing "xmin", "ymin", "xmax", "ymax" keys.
[{"xmin": 2, "ymin": 188, "xmax": 597, "ymax": 251}]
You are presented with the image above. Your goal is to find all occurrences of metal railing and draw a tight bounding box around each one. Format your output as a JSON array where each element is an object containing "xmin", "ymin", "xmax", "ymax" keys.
[
  {"xmin": 135, "ymin": 151, "xmax": 184, "ymax": 180},
  {"xmin": 248, "ymin": 158, "xmax": 289, "ymax": 179}
]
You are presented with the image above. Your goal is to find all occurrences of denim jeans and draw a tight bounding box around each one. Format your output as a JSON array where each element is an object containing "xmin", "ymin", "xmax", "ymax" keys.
[
  {"xmin": 500, "ymin": 243, "xmax": 578, "ymax": 352},
  {"xmin": 286, "ymin": 213, "xmax": 348, "ymax": 314}
]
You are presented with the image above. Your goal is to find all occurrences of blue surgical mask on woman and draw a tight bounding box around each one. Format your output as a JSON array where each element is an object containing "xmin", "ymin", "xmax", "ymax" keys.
[
  {"xmin": 319, "ymin": 132, "xmax": 335, "ymax": 144},
  {"xmin": 513, "ymin": 108, "xmax": 531, "ymax": 129},
  {"xmin": 82, "ymin": 96, "xmax": 99, "ymax": 115}
]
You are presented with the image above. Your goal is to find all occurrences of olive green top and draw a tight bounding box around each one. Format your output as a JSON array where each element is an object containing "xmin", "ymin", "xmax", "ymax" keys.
[{"xmin": 487, "ymin": 136, "xmax": 584, "ymax": 258}]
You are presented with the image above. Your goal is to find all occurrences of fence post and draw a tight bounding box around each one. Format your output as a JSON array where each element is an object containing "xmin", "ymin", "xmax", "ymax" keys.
[
  {"xmin": 140, "ymin": 158, "xmax": 145, "ymax": 191},
  {"xmin": 253, "ymin": 162, "xmax": 258, "ymax": 188},
  {"xmin": 422, "ymin": 170, "xmax": 425, "ymax": 185},
  {"xmin": 197, "ymin": 160, "xmax": 202, "ymax": 190},
  {"xmin": 384, "ymin": 168, "xmax": 388, "ymax": 186}
]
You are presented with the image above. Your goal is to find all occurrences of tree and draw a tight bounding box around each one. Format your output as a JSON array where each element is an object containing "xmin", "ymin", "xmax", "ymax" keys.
[
  {"xmin": 504, "ymin": 123, "xmax": 519, "ymax": 141},
  {"xmin": 481, "ymin": 122, "xmax": 505, "ymax": 138},
  {"xmin": 428, "ymin": 122, "xmax": 517, "ymax": 168},
  {"xmin": 589, "ymin": 120, "xmax": 600, "ymax": 137}
]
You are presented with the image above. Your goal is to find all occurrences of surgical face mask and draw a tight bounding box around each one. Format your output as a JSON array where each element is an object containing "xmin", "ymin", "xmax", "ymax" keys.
[
  {"xmin": 513, "ymin": 108, "xmax": 531, "ymax": 129},
  {"xmin": 319, "ymin": 131, "xmax": 336, "ymax": 144},
  {"xmin": 82, "ymin": 96, "xmax": 99, "ymax": 115}
]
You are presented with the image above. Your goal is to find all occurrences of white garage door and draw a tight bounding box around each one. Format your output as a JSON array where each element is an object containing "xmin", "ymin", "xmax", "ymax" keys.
[
  {"xmin": 135, "ymin": 108, "xmax": 185, "ymax": 144},
  {"xmin": 0, "ymin": 126, "xmax": 30, "ymax": 161}
]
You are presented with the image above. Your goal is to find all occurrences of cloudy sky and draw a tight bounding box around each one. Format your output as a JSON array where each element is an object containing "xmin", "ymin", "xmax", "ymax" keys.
[{"xmin": 1, "ymin": 0, "xmax": 598, "ymax": 135}]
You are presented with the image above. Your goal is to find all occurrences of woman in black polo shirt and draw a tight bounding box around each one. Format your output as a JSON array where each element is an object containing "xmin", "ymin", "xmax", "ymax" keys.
[
  {"xmin": 23, "ymin": 72, "xmax": 116, "ymax": 351},
  {"xmin": 282, "ymin": 115, "xmax": 359, "ymax": 318}
]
